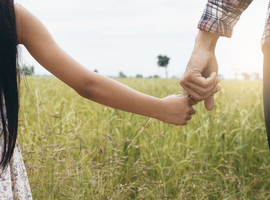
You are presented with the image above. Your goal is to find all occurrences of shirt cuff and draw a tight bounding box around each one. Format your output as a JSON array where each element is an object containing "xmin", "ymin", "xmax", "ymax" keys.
[{"xmin": 197, "ymin": 2, "xmax": 240, "ymax": 38}]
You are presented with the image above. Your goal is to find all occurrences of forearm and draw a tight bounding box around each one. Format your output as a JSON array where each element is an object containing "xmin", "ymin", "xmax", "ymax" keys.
[
  {"xmin": 194, "ymin": 30, "xmax": 219, "ymax": 52},
  {"xmin": 180, "ymin": 30, "xmax": 221, "ymax": 110},
  {"xmin": 81, "ymin": 72, "xmax": 161, "ymax": 119},
  {"xmin": 18, "ymin": 4, "xmax": 197, "ymax": 126}
]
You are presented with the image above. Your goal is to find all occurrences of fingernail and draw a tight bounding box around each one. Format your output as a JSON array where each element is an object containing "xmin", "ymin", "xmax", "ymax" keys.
[
  {"xmin": 216, "ymin": 77, "xmax": 221, "ymax": 83},
  {"xmin": 217, "ymin": 86, "xmax": 222, "ymax": 91}
]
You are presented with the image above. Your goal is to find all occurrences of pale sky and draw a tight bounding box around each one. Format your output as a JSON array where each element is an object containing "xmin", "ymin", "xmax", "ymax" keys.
[{"xmin": 15, "ymin": 0, "xmax": 269, "ymax": 79}]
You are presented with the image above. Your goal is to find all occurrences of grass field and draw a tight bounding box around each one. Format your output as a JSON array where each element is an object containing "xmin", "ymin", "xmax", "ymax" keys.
[{"xmin": 18, "ymin": 77, "xmax": 270, "ymax": 199}]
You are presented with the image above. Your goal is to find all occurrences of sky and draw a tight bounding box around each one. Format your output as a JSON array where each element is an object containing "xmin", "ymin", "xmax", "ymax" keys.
[{"xmin": 15, "ymin": 0, "xmax": 269, "ymax": 79}]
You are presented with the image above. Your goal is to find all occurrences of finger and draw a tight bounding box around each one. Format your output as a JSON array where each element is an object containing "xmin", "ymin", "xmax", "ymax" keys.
[
  {"xmin": 189, "ymin": 98, "xmax": 198, "ymax": 106},
  {"xmin": 190, "ymin": 72, "xmax": 217, "ymax": 89},
  {"xmin": 186, "ymin": 113, "xmax": 192, "ymax": 121},
  {"xmin": 189, "ymin": 107, "xmax": 196, "ymax": 115},
  {"xmin": 185, "ymin": 94, "xmax": 198, "ymax": 105},
  {"xmin": 184, "ymin": 84, "xmax": 221, "ymax": 102},
  {"xmin": 186, "ymin": 77, "xmax": 220, "ymax": 97},
  {"xmin": 182, "ymin": 86, "xmax": 204, "ymax": 102},
  {"xmin": 182, "ymin": 88, "xmax": 189, "ymax": 96},
  {"xmin": 204, "ymin": 85, "xmax": 222, "ymax": 111},
  {"xmin": 177, "ymin": 121, "xmax": 188, "ymax": 126},
  {"xmin": 183, "ymin": 89, "xmax": 198, "ymax": 105},
  {"xmin": 180, "ymin": 76, "xmax": 188, "ymax": 88},
  {"xmin": 204, "ymin": 96, "xmax": 214, "ymax": 111},
  {"xmin": 213, "ymin": 85, "xmax": 222, "ymax": 95},
  {"xmin": 183, "ymin": 89, "xmax": 198, "ymax": 106}
]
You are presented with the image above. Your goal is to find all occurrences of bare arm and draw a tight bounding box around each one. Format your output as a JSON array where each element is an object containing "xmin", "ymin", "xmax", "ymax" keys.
[
  {"xmin": 180, "ymin": 0, "xmax": 254, "ymax": 111},
  {"xmin": 180, "ymin": 30, "xmax": 221, "ymax": 111},
  {"xmin": 15, "ymin": 4, "xmax": 197, "ymax": 126}
]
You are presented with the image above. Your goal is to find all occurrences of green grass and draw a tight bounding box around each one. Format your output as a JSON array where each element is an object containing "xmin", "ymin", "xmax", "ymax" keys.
[{"xmin": 18, "ymin": 77, "xmax": 270, "ymax": 199}]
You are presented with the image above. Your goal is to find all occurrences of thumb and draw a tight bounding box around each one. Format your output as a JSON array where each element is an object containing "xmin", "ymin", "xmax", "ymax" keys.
[
  {"xmin": 182, "ymin": 88, "xmax": 189, "ymax": 97},
  {"xmin": 204, "ymin": 95, "xmax": 215, "ymax": 111}
]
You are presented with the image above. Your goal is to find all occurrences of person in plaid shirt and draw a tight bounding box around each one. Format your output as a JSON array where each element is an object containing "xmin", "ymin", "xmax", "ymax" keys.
[{"xmin": 180, "ymin": 0, "xmax": 270, "ymax": 111}]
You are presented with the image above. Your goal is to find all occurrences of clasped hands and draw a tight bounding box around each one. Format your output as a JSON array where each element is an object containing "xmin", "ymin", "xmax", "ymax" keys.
[
  {"xmin": 166, "ymin": 30, "xmax": 221, "ymax": 125},
  {"xmin": 180, "ymin": 34, "xmax": 221, "ymax": 110}
]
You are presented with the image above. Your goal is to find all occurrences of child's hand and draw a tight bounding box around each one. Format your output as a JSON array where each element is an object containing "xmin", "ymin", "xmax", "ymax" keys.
[{"xmin": 156, "ymin": 94, "xmax": 197, "ymax": 126}]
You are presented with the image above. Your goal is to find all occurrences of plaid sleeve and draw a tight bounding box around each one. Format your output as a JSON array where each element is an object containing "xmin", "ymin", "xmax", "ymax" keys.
[
  {"xmin": 198, "ymin": 0, "xmax": 253, "ymax": 38},
  {"xmin": 262, "ymin": 2, "xmax": 270, "ymax": 48}
]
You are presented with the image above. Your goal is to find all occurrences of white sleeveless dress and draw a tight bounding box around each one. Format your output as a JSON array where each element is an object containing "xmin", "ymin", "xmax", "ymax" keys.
[{"xmin": 0, "ymin": 133, "xmax": 32, "ymax": 199}]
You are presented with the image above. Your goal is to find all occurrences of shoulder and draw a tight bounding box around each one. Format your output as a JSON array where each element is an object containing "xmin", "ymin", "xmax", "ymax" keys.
[
  {"xmin": 14, "ymin": 3, "xmax": 24, "ymax": 44},
  {"xmin": 14, "ymin": 3, "xmax": 37, "ymax": 45}
]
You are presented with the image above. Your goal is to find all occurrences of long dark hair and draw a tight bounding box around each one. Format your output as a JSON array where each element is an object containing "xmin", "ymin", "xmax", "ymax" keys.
[{"xmin": 0, "ymin": 0, "xmax": 19, "ymax": 170}]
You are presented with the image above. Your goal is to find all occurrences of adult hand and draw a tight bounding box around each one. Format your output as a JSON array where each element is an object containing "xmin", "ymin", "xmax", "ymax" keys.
[{"xmin": 180, "ymin": 30, "xmax": 221, "ymax": 111}]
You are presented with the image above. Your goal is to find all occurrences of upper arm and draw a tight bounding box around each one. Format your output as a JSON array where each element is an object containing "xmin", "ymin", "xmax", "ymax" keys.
[{"xmin": 15, "ymin": 4, "xmax": 94, "ymax": 95}]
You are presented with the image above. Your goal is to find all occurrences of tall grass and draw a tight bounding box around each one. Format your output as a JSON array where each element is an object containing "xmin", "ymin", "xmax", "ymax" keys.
[{"xmin": 18, "ymin": 77, "xmax": 270, "ymax": 199}]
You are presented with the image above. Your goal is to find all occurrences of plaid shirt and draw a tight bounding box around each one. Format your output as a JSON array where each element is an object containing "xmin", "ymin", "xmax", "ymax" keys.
[{"xmin": 198, "ymin": 0, "xmax": 270, "ymax": 47}]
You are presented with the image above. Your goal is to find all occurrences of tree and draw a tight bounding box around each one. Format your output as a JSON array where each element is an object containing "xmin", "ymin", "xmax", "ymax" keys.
[
  {"xmin": 171, "ymin": 75, "xmax": 179, "ymax": 79},
  {"xmin": 119, "ymin": 71, "xmax": 126, "ymax": 78},
  {"xmin": 148, "ymin": 75, "xmax": 159, "ymax": 79},
  {"xmin": 231, "ymin": 65, "xmax": 240, "ymax": 80},
  {"xmin": 136, "ymin": 74, "xmax": 143, "ymax": 78},
  {"xmin": 252, "ymin": 72, "xmax": 260, "ymax": 80},
  {"xmin": 21, "ymin": 64, "xmax": 34, "ymax": 76},
  {"xmin": 157, "ymin": 55, "xmax": 170, "ymax": 79},
  {"xmin": 242, "ymin": 72, "xmax": 251, "ymax": 80}
]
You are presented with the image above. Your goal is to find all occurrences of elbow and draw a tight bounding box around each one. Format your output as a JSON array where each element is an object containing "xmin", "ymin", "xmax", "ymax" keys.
[
  {"xmin": 76, "ymin": 88, "xmax": 89, "ymax": 99},
  {"xmin": 74, "ymin": 76, "xmax": 94, "ymax": 99}
]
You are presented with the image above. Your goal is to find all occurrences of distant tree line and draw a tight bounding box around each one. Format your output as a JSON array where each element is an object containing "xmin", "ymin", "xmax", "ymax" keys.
[
  {"xmin": 242, "ymin": 72, "xmax": 260, "ymax": 80},
  {"xmin": 118, "ymin": 72, "xmax": 161, "ymax": 79},
  {"xmin": 94, "ymin": 54, "xmax": 172, "ymax": 79}
]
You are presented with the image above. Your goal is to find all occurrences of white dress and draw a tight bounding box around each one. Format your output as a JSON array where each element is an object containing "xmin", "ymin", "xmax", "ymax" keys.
[{"xmin": 0, "ymin": 134, "xmax": 32, "ymax": 199}]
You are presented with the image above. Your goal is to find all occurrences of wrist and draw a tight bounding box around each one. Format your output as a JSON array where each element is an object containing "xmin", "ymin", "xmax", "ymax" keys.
[
  {"xmin": 152, "ymin": 98, "xmax": 164, "ymax": 121},
  {"xmin": 194, "ymin": 30, "xmax": 219, "ymax": 53}
]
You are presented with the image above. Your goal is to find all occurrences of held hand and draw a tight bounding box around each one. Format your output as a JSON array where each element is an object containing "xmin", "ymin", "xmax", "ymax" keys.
[
  {"xmin": 180, "ymin": 30, "xmax": 221, "ymax": 111},
  {"xmin": 156, "ymin": 94, "xmax": 197, "ymax": 126},
  {"xmin": 180, "ymin": 48, "xmax": 221, "ymax": 110}
]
